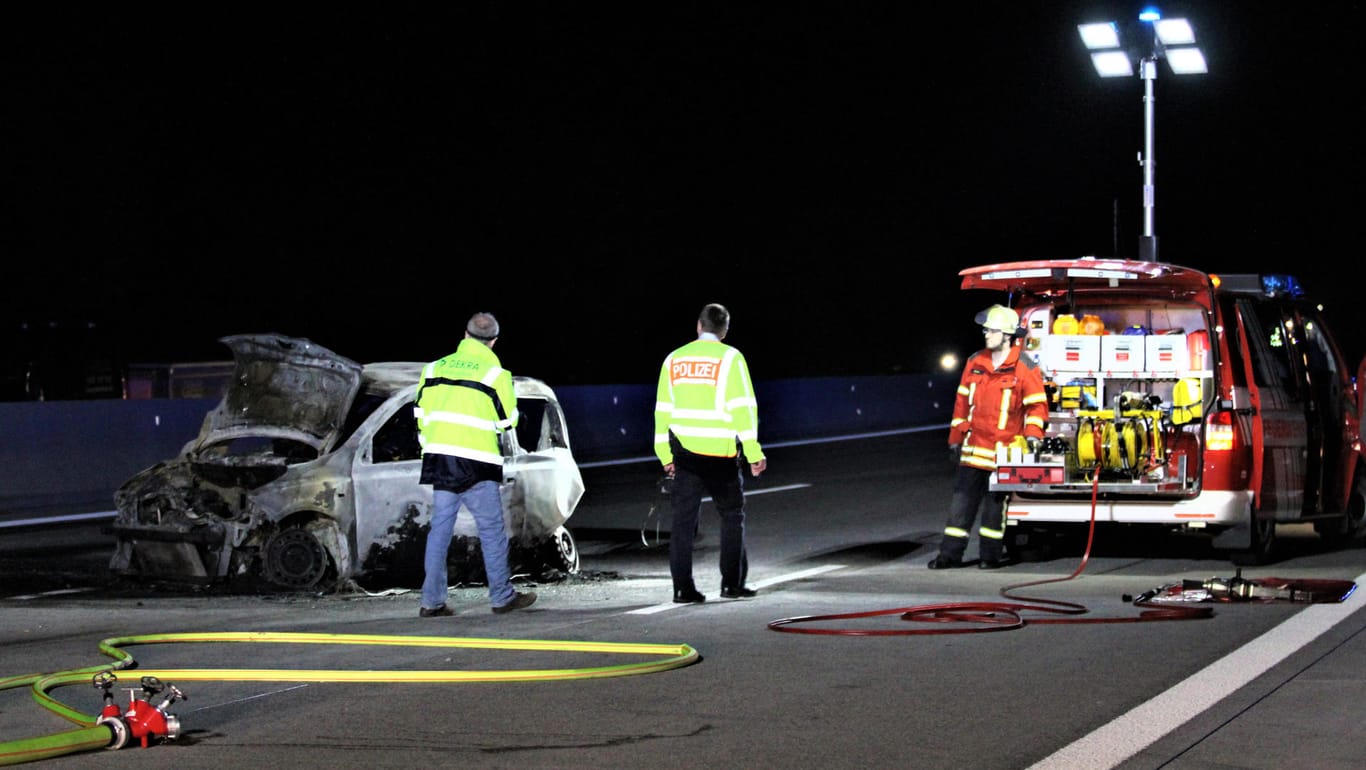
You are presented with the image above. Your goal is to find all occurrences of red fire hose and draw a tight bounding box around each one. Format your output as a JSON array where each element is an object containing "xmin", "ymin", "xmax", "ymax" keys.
[{"xmin": 768, "ymin": 447, "xmax": 1214, "ymax": 636}]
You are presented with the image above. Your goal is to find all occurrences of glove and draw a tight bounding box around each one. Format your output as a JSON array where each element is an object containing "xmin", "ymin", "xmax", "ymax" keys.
[
  {"xmin": 948, "ymin": 443, "xmax": 962, "ymax": 463},
  {"xmin": 1026, "ymin": 437, "xmax": 1041, "ymax": 456}
]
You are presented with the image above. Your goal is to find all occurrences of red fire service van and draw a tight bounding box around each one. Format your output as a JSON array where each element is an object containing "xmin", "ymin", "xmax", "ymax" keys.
[{"xmin": 960, "ymin": 258, "xmax": 1366, "ymax": 565}]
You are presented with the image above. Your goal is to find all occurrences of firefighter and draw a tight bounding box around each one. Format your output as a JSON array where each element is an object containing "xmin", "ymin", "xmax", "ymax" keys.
[
  {"xmin": 655, "ymin": 303, "xmax": 767, "ymax": 603},
  {"xmin": 928, "ymin": 304, "xmax": 1048, "ymax": 570}
]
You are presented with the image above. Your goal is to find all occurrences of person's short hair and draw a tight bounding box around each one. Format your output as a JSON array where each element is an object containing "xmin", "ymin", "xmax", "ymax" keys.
[
  {"xmin": 698, "ymin": 303, "xmax": 730, "ymax": 335},
  {"xmin": 466, "ymin": 312, "xmax": 500, "ymax": 342}
]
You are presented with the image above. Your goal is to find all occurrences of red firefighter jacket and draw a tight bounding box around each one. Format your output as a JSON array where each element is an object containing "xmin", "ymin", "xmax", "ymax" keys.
[{"xmin": 948, "ymin": 343, "xmax": 1049, "ymax": 471}]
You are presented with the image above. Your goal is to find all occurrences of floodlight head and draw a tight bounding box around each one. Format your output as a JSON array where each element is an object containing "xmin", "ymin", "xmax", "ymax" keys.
[
  {"xmin": 1155, "ymin": 18, "xmax": 1195, "ymax": 45},
  {"xmin": 1139, "ymin": 7, "xmax": 1161, "ymax": 23},
  {"xmin": 1090, "ymin": 50, "xmax": 1134, "ymax": 78},
  {"xmin": 1077, "ymin": 22, "xmax": 1121, "ymax": 50},
  {"xmin": 1165, "ymin": 47, "xmax": 1208, "ymax": 74}
]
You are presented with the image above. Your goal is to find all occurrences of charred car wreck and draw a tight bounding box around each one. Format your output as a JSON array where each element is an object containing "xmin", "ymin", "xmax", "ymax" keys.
[{"xmin": 108, "ymin": 334, "xmax": 585, "ymax": 592}]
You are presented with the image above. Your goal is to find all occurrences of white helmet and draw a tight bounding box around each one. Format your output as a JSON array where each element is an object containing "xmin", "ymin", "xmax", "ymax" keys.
[{"xmin": 975, "ymin": 304, "xmax": 1019, "ymax": 335}]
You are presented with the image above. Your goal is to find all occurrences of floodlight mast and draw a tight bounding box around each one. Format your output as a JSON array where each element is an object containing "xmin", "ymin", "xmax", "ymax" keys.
[
  {"xmin": 1078, "ymin": 10, "xmax": 1206, "ymax": 264},
  {"xmin": 1138, "ymin": 8, "xmax": 1160, "ymax": 262},
  {"xmin": 1141, "ymin": 53, "xmax": 1157, "ymax": 262}
]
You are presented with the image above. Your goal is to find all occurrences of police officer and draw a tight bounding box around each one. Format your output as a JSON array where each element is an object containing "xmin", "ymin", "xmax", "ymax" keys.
[
  {"xmin": 928, "ymin": 304, "xmax": 1048, "ymax": 570},
  {"xmin": 654, "ymin": 303, "xmax": 767, "ymax": 603},
  {"xmin": 415, "ymin": 312, "xmax": 537, "ymax": 616}
]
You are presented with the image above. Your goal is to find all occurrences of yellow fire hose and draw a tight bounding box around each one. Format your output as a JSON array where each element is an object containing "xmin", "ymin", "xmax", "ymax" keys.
[{"xmin": 1, "ymin": 631, "xmax": 700, "ymax": 766}]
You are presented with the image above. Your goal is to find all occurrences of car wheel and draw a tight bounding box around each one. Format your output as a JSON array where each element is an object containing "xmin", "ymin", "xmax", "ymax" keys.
[
  {"xmin": 262, "ymin": 526, "xmax": 335, "ymax": 590},
  {"xmin": 541, "ymin": 525, "xmax": 580, "ymax": 574}
]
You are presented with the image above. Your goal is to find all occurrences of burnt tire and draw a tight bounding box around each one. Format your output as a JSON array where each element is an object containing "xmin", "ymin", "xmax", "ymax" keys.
[
  {"xmin": 262, "ymin": 526, "xmax": 334, "ymax": 590},
  {"xmin": 540, "ymin": 526, "xmax": 580, "ymax": 574}
]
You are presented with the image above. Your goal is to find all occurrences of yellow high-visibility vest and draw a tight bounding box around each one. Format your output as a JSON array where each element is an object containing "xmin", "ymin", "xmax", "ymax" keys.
[
  {"xmin": 654, "ymin": 338, "xmax": 765, "ymax": 464},
  {"xmin": 414, "ymin": 338, "xmax": 517, "ymax": 466}
]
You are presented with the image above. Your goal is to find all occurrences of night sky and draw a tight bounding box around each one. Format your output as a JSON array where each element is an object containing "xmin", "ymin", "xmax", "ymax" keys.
[{"xmin": 8, "ymin": 2, "xmax": 1363, "ymax": 386}]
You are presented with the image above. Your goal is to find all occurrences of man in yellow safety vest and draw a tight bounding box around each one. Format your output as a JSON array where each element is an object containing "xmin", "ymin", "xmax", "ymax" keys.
[
  {"xmin": 414, "ymin": 312, "xmax": 537, "ymax": 617},
  {"xmin": 654, "ymin": 303, "xmax": 767, "ymax": 604}
]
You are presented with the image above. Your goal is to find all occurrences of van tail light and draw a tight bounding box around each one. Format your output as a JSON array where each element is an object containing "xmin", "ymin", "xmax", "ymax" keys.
[{"xmin": 1205, "ymin": 411, "xmax": 1235, "ymax": 452}]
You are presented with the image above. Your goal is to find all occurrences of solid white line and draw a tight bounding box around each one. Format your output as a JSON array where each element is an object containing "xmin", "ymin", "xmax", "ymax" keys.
[
  {"xmin": 1028, "ymin": 570, "xmax": 1366, "ymax": 770},
  {"xmin": 626, "ymin": 564, "xmax": 846, "ymax": 615}
]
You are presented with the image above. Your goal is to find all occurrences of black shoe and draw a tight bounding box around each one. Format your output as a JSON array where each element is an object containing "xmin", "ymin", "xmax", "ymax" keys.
[
  {"xmin": 978, "ymin": 557, "xmax": 1011, "ymax": 570},
  {"xmin": 927, "ymin": 556, "xmax": 965, "ymax": 570},
  {"xmin": 720, "ymin": 586, "xmax": 757, "ymax": 599},
  {"xmin": 419, "ymin": 604, "xmax": 454, "ymax": 617},
  {"xmin": 673, "ymin": 588, "xmax": 706, "ymax": 604},
  {"xmin": 492, "ymin": 591, "xmax": 537, "ymax": 614}
]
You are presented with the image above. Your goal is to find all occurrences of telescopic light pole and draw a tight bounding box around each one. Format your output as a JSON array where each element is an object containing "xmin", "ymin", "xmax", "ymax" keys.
[
  {"xmin": 1140, "ymin": 54, "xmax": 1157, "ymax": 262},
  {"xmin": 1078, "ymin": 9, "xmax": 1206, "ymax": 263}
]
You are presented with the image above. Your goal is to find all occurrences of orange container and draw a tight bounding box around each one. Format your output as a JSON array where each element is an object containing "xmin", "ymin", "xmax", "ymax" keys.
[{"xmin": 1187, "ymin": 329, "xmax": 1209, "ymax": 370}]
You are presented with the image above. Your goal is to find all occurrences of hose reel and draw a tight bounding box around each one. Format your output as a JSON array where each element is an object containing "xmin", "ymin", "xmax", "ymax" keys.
[{"xmin": 1075, "ymin": 410, "xmax": 1165, "ymax": 476}]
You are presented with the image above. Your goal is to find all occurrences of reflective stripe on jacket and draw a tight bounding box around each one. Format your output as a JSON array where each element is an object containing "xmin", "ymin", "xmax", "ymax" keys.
[
  {"xmin": 948, "ymin": 344, "xmax": 1048, "ymax": 471},
  {"xmin": 654, "ymin": 337, "xmax": 765, "ymax": 464}
]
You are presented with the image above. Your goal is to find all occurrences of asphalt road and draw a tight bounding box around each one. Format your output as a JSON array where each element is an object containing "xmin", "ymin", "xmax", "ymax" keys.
[{"xmin": 3, "ymin": 432, "xmax": 1364, "ymax": 769}]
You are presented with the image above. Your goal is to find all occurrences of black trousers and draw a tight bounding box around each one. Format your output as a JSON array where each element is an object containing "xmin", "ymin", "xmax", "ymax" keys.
[
  {"xmin": 936, "ymin": 464, "xmax": 1008, "ymax": 562},
  {"xmin": 669, "ymin": 451, "xmax": 748, "ymax": 593}
]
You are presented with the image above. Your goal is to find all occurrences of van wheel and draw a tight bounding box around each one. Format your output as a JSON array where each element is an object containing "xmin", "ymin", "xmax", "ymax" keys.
[
  {"xmin": 1230, "ymin": 515, "xmax": 1276, "ymax": 566},
  {"xmin": 1316, "ymin": 474, "xmax": 1366, "ymax": 549}
]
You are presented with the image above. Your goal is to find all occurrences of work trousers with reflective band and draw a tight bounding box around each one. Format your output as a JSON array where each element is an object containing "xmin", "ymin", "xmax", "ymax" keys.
[
  {"xmin": 669, "ymin": 459, "xmax": 748, "ymax": 593},
  {"xmin": 422, "ymin": 483, "xmax": 516, "ymax": 609},
  {"xmin": 936, "ymin": 465, "xmax": 1007, "ymax": 562}
]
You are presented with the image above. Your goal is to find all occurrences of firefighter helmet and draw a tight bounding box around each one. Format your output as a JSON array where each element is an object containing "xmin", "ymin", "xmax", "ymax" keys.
[{"xmin": 975, "ymin": 304, "xmax": 1020, "ymax": 335}]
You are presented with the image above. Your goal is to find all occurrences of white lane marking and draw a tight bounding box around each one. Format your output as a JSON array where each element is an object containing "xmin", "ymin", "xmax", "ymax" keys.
[
  {"xmin": 680, "ymin": 482, "xmax": 813, "ymax": 506},
  {"xmin": 749, "ymin": 564, "xmax": 846, "ymax": 588},
  {"xmin": 1028, "ymin": 570, "xmax": 1365, "ymax": 770},
  {"xmin": 744, "ymin": 483, "xmax": 810, "ymax": 496},
  {"xmin": 0, "ymin": 510, "xmax": 117, "ymax": 529},
  {"xmin": 627, "ymin": 564, "xmax": 845, "ymax": 615},
  {"xmin": 5, "ymin": 587, "xmax": 101, "ymax": 601},
  {"xmin": 578, "ymin": 424, "xmax": 948, "ymax": 469}
]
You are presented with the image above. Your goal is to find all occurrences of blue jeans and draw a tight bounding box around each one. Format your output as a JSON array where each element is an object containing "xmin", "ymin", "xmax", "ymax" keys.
[{"xmin": 422, "ymin": 482, "xmax": 515, "ymax": 609}]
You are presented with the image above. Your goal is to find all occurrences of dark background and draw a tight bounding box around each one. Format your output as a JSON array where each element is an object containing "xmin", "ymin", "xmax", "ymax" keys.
[{"xmin": 7, "ymin": 2, "xmax": 1363, "ymax": 386}]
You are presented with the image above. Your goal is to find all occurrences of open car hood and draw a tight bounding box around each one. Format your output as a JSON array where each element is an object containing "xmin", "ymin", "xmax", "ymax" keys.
[{"xmin": 198, "ymin": 334, "xmax": 363, "ymax": 453}]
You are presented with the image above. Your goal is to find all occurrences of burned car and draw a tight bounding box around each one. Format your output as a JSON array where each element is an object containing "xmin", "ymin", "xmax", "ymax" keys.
[{"xmin": 108, "ymin": 334, "xmax": 585, "ymax": 592}]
